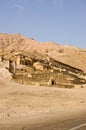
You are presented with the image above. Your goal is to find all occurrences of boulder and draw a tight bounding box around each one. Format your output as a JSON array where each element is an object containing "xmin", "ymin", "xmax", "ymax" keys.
[{"xmin": 33, "ymin": 62, "xmax": 44, "ymax": 71}]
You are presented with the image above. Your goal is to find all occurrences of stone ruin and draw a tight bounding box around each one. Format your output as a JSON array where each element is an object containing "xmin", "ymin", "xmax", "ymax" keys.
[
  {"xmin": 8, "ymin": 54, "xmax": 21, "ymax": 73},
  {"xmin": 6, "ymin": 53, "xmax": 86, "ymax": 88},
  {"xmin": 48, "ymin": 77, "xmax": 56, "ymax": 86},
  {"xmin": 9, "ymin": 60, "xmax": 16, "ymax": 73},
  {"xmin": 16, "ymin": 55, "xmax": 20, "ymax": 68}
]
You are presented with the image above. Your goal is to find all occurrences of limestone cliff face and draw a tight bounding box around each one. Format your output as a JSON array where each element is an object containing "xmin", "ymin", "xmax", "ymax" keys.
[{"xmin": 0, "ymin": 33, "xmax": 86, "ymax": 72}]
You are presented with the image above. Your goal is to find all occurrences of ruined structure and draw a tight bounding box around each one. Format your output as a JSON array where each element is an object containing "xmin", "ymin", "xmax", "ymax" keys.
[
  {"xmin": 16, "ymin": 55, "xmax": 20, "ymax": 68},
  {"xmin": 9, "ymin": 60, "xmax": 16, "ymax": 73},
  {"xmin": 0, "ymin": 50, "xmax": 83, "ymax": 88},
  {"xmin": 48, "ymin": 77, "xmax": 56, "ymax": 86},
  {"xmin": 33, "ymin": 62, "xmax": 44, "ymax": 71},
  {"xmin": 9, "ymin": 52, "xmax": 86, "ymax": 88}
]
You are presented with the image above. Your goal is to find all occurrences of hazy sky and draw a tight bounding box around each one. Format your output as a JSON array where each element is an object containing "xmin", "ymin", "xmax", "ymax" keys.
[{"xmin": 0, "ymin": 0, "xmax": 86, "ymax": 48}]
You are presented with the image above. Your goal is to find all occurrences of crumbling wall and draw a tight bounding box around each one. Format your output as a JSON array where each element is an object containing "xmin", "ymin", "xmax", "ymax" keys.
[
  {"xmin": 16, "ymin": 55, "xmax": 20, "ymax": 67},
  {"xmin": 9, "ymin": 60, "xmax": 16, "ymax": 73}
]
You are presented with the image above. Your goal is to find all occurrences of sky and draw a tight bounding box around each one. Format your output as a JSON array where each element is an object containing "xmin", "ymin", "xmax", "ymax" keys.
[{"xmin": 0, "ymin": 0, "xmax": 86, "ymax": 48}]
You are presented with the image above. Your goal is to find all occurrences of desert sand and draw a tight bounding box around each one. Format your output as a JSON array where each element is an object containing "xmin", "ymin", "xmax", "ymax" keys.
[{"xmin": 0, "ymin": 61, "xmax": 86, "ymax": 129}]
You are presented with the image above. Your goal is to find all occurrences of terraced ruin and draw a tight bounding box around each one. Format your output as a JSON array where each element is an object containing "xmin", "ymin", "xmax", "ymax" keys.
[{"xmin": 1, "ymin": 51, "xmax": 84, "ymax": 88}]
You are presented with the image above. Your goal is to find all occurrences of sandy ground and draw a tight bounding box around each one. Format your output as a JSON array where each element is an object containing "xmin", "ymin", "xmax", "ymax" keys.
[{"xmin": 0, "ymin": 61, "xmax": 86, "ymax": 129}]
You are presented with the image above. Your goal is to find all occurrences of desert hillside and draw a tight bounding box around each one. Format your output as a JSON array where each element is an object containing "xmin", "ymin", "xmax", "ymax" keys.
[{"xmin": 0, "ymin": 33, "xmax": 86, "ymax": 72}]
